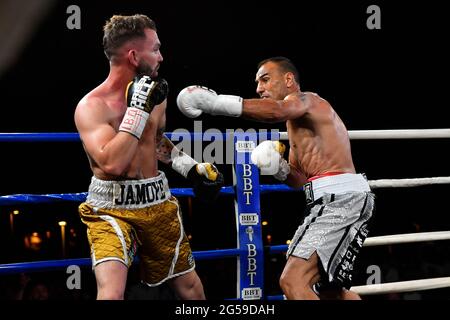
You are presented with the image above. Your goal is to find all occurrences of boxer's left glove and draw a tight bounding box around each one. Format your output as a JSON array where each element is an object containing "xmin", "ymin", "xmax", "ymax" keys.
[
  {"xmin": 171, "ymin": 152, "xmax": 224, "ymax": 203},
  {"xmin": 176, "ymin": 85, "xmax": 243, "ymax": 118},
  {"xmin": 251, "ymin": 141, "xmax": 290, "ymax": 181},
  {"xmin": 188, "ymin": 163, "xmax": 224, "ymax": 203},
  {"xmin": 119, "ymin": 75, "xmax": 168, "ymax": 139}
]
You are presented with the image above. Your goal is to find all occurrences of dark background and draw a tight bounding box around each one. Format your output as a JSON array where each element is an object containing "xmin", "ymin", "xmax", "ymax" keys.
[{"xmin": 1, "ymin": 0, "xmax": 450, "ymax": 300}]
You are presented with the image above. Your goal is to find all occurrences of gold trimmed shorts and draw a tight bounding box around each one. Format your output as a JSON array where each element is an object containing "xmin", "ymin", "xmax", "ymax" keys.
[{"xmin": 78, "ymin": 172, "xmax": 195, "ymax": 286}]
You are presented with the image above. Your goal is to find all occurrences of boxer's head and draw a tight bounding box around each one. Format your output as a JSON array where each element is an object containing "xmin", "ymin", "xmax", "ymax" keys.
[
  {"xmin": 103, "ymin": 14, "xmax": 163, "ymax": 77},
  {"xmin": 255, "ymin": 56, "xmax": 300, "ymax": 100}
]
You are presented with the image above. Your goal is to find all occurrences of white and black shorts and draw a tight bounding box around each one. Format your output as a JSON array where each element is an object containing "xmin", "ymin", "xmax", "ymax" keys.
[{"xmin": 287, "ymin": 190, "xmax": 375, "ymax": 290}]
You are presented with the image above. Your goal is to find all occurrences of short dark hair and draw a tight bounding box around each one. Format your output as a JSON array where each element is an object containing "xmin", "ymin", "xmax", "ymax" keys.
[
  {"xmin": 103, "ymin": 14, "xmax": 156, "ymax": 60},
  {"xmin": 257, "ymin": 56, "xmax": 300, "ymax": 84}
]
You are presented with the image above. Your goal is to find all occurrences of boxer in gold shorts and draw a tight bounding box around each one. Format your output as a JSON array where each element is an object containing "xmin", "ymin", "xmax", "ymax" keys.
[
  {"xmin": 74, "ymin": 15, "xmax": 223, "ymax": 299},
  {"xmin": 79, "ymin": 173, "xmax": 196, "ymax": 286}
]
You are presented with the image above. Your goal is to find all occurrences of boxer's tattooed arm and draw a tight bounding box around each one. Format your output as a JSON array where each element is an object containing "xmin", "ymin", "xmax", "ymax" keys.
[
  {"xmin": 300, "ymin": 93, "xmax": 307, "ymax": 102},
  {"xmin": 156, "ymin": 126, "xmax": 165, "ymax": 142},
  {"xmin": 156, "ymin": 128, "xmax": 174, "ymax": 164}
]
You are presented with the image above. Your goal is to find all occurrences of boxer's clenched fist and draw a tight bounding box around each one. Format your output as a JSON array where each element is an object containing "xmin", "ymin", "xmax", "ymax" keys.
[
  {"xmin": 176, "ymin": 85, "xmax": 243, "ymax": 118},
  {"xmin": 251, "ymin": 140, "xmax": 290, "ymax": 181}
]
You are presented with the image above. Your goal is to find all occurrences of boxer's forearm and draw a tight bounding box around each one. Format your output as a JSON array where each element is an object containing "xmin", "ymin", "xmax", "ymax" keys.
[
  {"xmin": 156, "ymin": 133, "xmax": 198, "ymax": 178},
  {"xmin": 241, "ymin": 99, "xmax": 288, "ymax": 123},
  {"xmin": 284, "ymin": 165, "xmax": 308, "ymax": 189}
]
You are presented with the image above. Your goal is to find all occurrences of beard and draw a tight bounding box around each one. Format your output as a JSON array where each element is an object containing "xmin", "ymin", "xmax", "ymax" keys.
[{"xmin": 135, "ymin": 60, "xmax": 157, "ymax": 78}]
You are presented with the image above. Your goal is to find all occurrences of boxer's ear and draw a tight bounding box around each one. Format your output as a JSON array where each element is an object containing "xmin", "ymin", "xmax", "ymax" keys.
[
  {"xmin": 127, "ymin": 49, "xmax": 139, "ymax": 67},
  {"xmin": 285, "ymin": 72, "xmax": 295, "ymax": 88}
]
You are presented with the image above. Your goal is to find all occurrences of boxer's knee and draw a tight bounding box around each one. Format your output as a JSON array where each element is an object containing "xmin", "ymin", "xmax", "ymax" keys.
[
  {"xmin": 279, "ymin": 266, "xmax": 306, "ymax": 297},
  {"xmin": 97, "ymin": 288, "xmax": 124, "ymax": 300},
  {"xmin": 171, "ymin": 271, "xmax": 205, "ymax": 300},
  {"xmin": 280, "ymin": 254, "xmax": 322, "ymax": 299}
]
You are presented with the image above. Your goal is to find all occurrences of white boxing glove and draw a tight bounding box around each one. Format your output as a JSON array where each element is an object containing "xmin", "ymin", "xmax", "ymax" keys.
[
  {"xmin": 251, "ymin": 141, "xmax": 290, "ymax": 181},
  {"xmin": 176, "ymin": 85, "xmax": 243, "ymax": 118}
]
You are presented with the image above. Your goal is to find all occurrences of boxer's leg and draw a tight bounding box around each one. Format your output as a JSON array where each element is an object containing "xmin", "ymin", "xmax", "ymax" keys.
[
  {"xmin": 95, "ymin": 260, "xmax": 128, "ymax": 300},
  {"xmin": 169, "ymin": 270, "xmax": 205, "ymax": 300},
  {"xmin": 279, "ymin": 252, "xmax": 321, "ymax": 300}
]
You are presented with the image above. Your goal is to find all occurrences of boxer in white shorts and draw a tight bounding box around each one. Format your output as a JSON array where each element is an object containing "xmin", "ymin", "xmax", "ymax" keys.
[
  {"xmin": 287, "ymin": 173, "xmax": 375, "ymax": 294},
  {"xmin": 176, "ymin": 56, "xmax": 375, "ymax": 299}
]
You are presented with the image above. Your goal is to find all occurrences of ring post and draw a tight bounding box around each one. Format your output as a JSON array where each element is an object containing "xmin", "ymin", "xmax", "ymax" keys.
[{"xmin": 233, "ymin": 132, "xmax": 264, "ymax": 300}]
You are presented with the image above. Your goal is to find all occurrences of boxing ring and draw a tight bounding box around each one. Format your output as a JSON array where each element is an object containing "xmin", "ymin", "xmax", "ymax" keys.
[{"xmin": 1, "ymin": 129, "xmax": 450, "ymax": 299}]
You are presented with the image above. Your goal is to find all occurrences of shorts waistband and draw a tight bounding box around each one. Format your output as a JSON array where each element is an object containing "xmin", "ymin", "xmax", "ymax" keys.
[
  {"xmin": 86, "ymin": 171, "xmax": 171, "ymax": 209},
  {"xmin": 307, "ymin": 171, "xmax": 347, "ymax": 182},
  {"xmin": 303, "ymin": 173, "xmax": 370, "ymax": 205}
]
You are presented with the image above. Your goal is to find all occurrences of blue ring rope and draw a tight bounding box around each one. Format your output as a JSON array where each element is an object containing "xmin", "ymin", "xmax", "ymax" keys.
[
  {"xmin": 0, "ymin": 185, "xmax": 301, "ymax": 206},
  {"xmin": 0, "ymin": 246, "xmax": 289, "ymax": 275},
  {"xmin": 0, "ymin": 133, "xmax": 81, "ymax": 142},
  {"xmin": 0, "ymin": 248, "xmax": 241, "ymax": 275},
  {"xmin": 0, "ymin": 132, "xmax": 282, "ymax": 142}
]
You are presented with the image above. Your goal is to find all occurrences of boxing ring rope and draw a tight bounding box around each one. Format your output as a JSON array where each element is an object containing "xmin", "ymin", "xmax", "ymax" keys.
[
  {"xmin": 2, "ymin": 128, "xmax": 450, "ymax": 142},
  {"xmin": 281, "ymin": 129, "xmax": 450, "ymax": 140},
  {"xmin": 0, "ymin": 249, "xmax": 243, "ymax": 275},
  {"xmin": 351, "ymin": 277, "xmax": 450, "ymax": 295},
  {"xmin": 1, "ymin": 130, "xmax": 450, "ymax": 299},
  {"xmin": 268, "ymin": 231, "xmax": 450, "ymax": 254},
  {"xmin": 368, "ymin": 177, "xmax": 450, "ymax": 188},
  {"xmin": 3, "ymin": 176, "xmax": 450, "ymax": 206},
  {"xmin": 2, "ymin": 230, "xmax": 450, "ymax": 271}
]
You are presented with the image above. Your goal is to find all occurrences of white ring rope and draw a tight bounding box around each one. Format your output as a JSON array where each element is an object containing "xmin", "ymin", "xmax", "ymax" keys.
[
  {"xmin": 364, "ymin": 231, "xmax": 450, "ymax": 247},
  {"xmin": 369, "ymin": 176, "xmax": 450, "ymax": 188},
  {"xmin": 279, "ymin": 128, "xmax": 450, "ymax": 140},
  {"xmin": 351, "ymin": 277, "xmax": 450, "ymax": 295},
  {"xmin": 349, "ymin": 129, "xmax": 450, "ymax": 140}
]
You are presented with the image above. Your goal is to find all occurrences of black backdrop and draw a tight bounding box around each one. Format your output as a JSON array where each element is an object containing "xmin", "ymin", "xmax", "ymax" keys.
[
  {"xmin": 1, "ymin": 0, "xmax": 449, "ymax": 193},
  {"xmin": 1, "ymin": 0, "xmax": 450, "ymax": 300}
]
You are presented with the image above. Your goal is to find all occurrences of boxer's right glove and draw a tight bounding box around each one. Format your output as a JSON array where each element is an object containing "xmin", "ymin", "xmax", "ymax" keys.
[
  {"xmin": 251, "ymin": 141, "xmax": 290, "ymax": 181},
  {"xmin": 119, "ymin": 75, "xmax": 168, "ymax": 139},
  {"xmin": 176, "ymin": 85, "xmax": 243, "ymax": 118}
]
